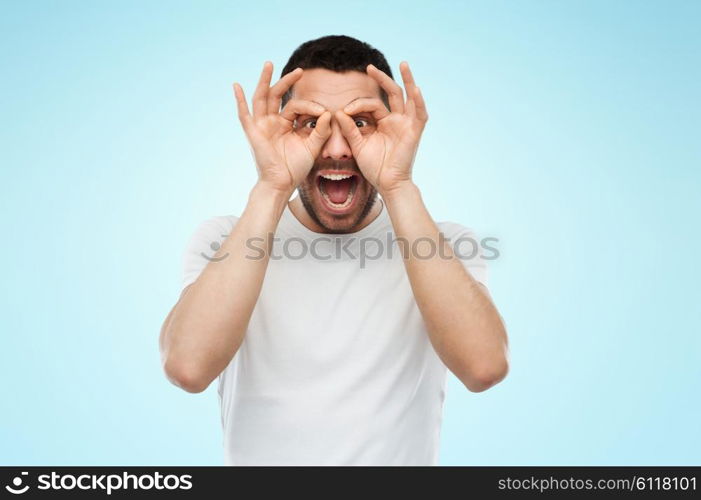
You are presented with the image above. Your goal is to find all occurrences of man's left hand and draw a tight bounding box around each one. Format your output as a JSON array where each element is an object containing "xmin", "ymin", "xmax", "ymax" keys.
[{"xmin": 335, "ymin": 61, "xmax": 428, "ymax": 197}]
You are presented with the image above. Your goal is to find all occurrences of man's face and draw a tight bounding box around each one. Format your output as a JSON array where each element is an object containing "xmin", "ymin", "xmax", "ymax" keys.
[{"xmin": 289, "ymin": 68, "xmax": 383, "ymax": 233}]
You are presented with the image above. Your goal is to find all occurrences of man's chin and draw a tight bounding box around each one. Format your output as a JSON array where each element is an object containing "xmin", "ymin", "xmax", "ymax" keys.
[
  {"xmin": 298, "ymin": 181, "xmax": 378, "ymax": 234},
  {"xmin": 310, "ymin": 201, "xmax": 371, "ymax": 233}
]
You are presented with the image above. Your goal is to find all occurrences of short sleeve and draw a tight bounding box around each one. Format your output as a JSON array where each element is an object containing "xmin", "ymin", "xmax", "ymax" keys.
[
  {"xmin": 437, "ymin": 221, "xmax": 490, "ymax": 288},
  {"xmin": 181, "ymin": 215, "xmax": 239, "ymax": 292}
]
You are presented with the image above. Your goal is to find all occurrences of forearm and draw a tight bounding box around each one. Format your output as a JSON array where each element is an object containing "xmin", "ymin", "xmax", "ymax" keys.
[
  {"xmin": 161, "ymin": 181, "xmax": 289, "ymax": 392},
  {"xmin": 383, "ymin": 182, "xmax": 509, "ymax": 392}
]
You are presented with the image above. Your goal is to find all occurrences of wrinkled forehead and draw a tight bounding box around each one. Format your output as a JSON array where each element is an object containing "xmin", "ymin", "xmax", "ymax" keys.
[{"xmin": 289, "ymin": 68, "xmax": 383, "ymax": 110}]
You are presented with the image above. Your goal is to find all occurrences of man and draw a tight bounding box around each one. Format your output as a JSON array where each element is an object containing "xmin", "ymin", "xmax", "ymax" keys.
[{"xmin": 159, "ymin": 35, "xmax": 509, "ymax": 466}]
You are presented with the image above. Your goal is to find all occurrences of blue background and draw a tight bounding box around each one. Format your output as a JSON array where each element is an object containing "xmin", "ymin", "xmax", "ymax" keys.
[{"xmin": 1, "ymin": 0, "xmax": 699, "ymax": 465}]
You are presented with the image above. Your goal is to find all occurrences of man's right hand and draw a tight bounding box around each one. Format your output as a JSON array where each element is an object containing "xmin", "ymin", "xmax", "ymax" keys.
[{"xmin": 233, "ymin": 61, "xmax": 332, "ymax": 196}]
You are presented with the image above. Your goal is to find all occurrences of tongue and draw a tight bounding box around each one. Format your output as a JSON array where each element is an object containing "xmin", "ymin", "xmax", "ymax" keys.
[{"xmin": 324, "ymin": 178, "xmax": 353, "ymax": 204}]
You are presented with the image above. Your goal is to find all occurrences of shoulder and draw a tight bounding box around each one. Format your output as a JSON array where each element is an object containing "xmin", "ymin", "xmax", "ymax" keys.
[
  {"xmin": 183, "ymin": 214, "xmax": 240, "ymax": 257},
  {"xmin": 436, "ymin": 220, "xmax": 479, "ymax": 238},
  {"xmin": 435, "ymin": 220, "xmax": 484, "ymax": 251},
  {"xmin": 435, "ymin": 220, "xmax": 483, "ymax": 254},
  {"xmin": 183, "ymin": 214, "xmax": 240, "ymax": 250},
  {"xmin": 436, "ymin": 220, "xmax": 490, "ymax": 287},
  {"xmin": 189, "ymin": 214, "xmax": 239, "ymax": 238},
  {"xmin": 181, "ymin": 214, "xmax": 240, "ymax": 291}
]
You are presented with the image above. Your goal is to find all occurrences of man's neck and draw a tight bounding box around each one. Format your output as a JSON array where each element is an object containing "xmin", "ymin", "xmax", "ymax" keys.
[{"xmin": 287, "ymin": 196, "xmax": 383, "ymax": 234}]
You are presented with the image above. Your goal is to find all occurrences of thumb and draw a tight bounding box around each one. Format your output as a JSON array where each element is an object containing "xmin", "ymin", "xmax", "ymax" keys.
[{"xmin": 305, "ymin": 111, "xmax": 332, "ymax": 156}]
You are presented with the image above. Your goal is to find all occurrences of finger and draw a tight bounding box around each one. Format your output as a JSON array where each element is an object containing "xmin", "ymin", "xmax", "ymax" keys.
[
  {"xmin": 367, "ymin": 63, "xmax": 404, "ymax": 113},
  {"xmin": 398, "ymin": 61, "xmax": 428, "ymax": 122},
  {"xmin": 342, "ymin": 97, "xmax": 391, "ymax": 122},
  {"xmin": 252, "ymin": 61, "xmax": 274, "ymax": 118},
  {"xmin": 405, "ymin": 95, "xmax": 416, "ymax": 119},
  {"xmin": 413, "ymin": 85, "xmax": 428, "ymax": 122},
  {"xmin": 233, "ymin": 83, "xmax": 253, "ymax": 130},
  {"xmin": 280, "ymin": 99, "xmax": 326, "ymax": 123},
  {"xmin": 399, "ymin": 61, "xmax": 418, "ymax": 113},
  {"xmin": 267, "ymin": 67, "xmax": 304, "ymax": 114},
  {"xmin": 335, "ymin": 110, "xmax": 364, "ymax": 152},
  {"xmin": 305, "ymin": 110, "xmax": 332, "ymax": 155}
]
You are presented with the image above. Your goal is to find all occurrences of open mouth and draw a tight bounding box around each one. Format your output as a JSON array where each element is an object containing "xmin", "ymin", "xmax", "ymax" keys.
[{"xmin": 316, "ymin": 171, "xmax": 360, "ymax": 213}]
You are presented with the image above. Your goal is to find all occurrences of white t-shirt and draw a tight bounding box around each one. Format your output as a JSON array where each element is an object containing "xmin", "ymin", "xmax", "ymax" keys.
[{"xmin": 181, "ymin": 199, "xmax": 488, "ymax": 465}]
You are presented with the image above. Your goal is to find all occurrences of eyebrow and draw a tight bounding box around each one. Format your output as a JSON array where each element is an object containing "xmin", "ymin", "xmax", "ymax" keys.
[{"xmin": 309, "ymin": 96, "xmax": 375, "ymax": 109}]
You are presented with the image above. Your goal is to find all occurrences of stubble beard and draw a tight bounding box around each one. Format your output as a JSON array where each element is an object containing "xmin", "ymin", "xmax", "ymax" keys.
[{"xmin": 296, "ymin": 178, "xmax": 379, "ymax": 234}]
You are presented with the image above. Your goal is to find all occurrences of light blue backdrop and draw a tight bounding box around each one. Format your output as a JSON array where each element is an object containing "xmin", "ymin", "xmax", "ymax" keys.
[{"xmin": 1, "ymin": 0, "xmax": 699, "ymax": 465}]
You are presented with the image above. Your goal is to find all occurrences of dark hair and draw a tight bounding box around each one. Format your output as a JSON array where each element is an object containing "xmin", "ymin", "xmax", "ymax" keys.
[{"xmin": 280, "ymin": 35, "xmax": 393, "ymax": 110}]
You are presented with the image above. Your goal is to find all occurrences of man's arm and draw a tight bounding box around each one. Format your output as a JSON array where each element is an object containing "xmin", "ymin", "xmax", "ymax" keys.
[
  {"xmin": 159, "ymin": 183, "xmax": 288, "ymax": 393},
  {"xmin": 335, "ymin": 61, "xmax": 509, "ymax": 392},
  {"xmin": 159, "ymin": 61, "xmax": 332, "ymax": 393},
  {"xmin": 383, "ymin": 183, "xmax": 509, "ymax": 392}
]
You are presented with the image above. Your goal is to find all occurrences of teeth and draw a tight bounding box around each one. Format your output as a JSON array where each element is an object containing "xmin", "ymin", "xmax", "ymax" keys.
[
  {"xmin": 319, "ymin": 176, "xmax": 356, "ymax": 209},
  {"xmin": 320, "ymin": 173, "xmax": 353, "ymax": 181}
]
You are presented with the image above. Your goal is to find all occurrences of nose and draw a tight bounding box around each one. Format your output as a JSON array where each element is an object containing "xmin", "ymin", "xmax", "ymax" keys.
[{"xmin": 320, "ymin": 117, "xmax": 353, "ymax": 161}]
